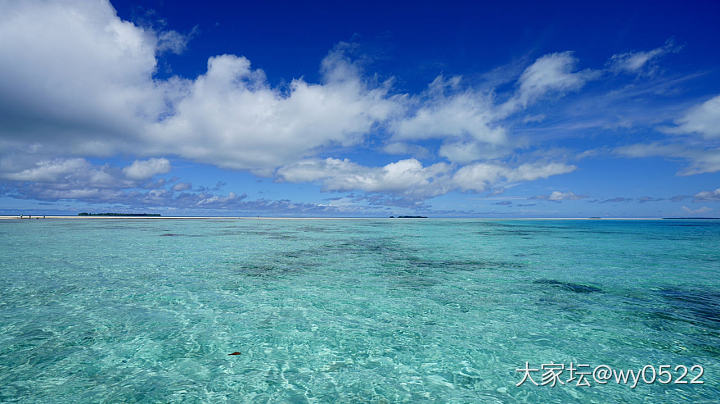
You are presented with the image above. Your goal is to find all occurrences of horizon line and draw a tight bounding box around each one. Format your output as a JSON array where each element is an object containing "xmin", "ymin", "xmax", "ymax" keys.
[{"xmin": 3, "ymin": 215, "xmax": 719, "ymax": 221}]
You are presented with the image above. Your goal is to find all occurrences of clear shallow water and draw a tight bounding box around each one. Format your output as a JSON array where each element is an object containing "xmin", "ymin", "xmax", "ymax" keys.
[{"xmin": 0, "ymin": 218, "xmax": 719, "ymax": 403}]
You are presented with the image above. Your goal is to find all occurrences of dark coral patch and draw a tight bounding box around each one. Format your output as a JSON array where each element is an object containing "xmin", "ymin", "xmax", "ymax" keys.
[{"xmin": 534, "ymin": 279, "xmax": 602, "ymax": 294}]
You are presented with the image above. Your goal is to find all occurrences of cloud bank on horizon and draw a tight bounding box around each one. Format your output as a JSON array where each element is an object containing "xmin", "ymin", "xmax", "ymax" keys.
[{"xmin": 0, "ymin": 0, "xmax": 719, "ymax": 216}]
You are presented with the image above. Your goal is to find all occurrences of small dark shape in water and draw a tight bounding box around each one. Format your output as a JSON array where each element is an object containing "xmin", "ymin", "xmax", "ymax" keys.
[
  {"xmin": 160, "ymin": 233, "xmax": 181, "ymax": 237},
  {"xmin": 534, "ymin": 279, "xmax": 602, "ymax": 293},
  {"xmin": 228, "ymin": 352, "xmax": 241, "ymax": 356}
]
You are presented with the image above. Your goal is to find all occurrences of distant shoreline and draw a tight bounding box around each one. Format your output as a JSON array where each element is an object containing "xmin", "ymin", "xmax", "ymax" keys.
[{"xmin": 3, "ymin": 215, "xmax": 716, "ymax": 221}]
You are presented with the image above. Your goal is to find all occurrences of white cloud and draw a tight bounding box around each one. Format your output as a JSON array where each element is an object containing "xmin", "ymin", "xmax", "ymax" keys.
[
  {"xmin": 615, "ymin": 143, "xmax": 720, "ymax": 175},
  {"xmin": 1, "ymin": 158, "xmax": 126, "ymax": 188},
  {"xmin": 0, "ymin": 0, "xmax": 167, "ymax": 155},
  {"xmin": 523, "ymin": 114, "xmax": 546, "ymax": 123},
  {"xmin": 668, "ymin": 95, "xmax": 720, "ymax": 139},
  {"xmin": 503, "ymin": 52, "xmax": 598, "ymax": 112},
  {"xmin": 451, "ymin": 163, "xmax": 508, "ymax": 192},
  {"xmin": 172, "ymin": 182, "xmax": 192, "ymax": 192},
  {"xmin": 614, "ymin": 143, "xmax": 676, "ymax": 158},
  {"xmin": 0, "ymin": 157, "xmax": 147, "ymax": 203},
  {"xmin": 277, "ymin": 158, "xmax": 452, "ymax": 198},
  {"xmin": 682, "ymin": 151, "xmax": 720, "ymax": 175},
  {"xmin": 453, "ymin": 162, "xmax": 576, "ymax": 192},
  {"xmin": 196, "ymin": 191, "xmax": 242, "ymax": 206},
  {"xmin": 0, "ymin": 1, "xmax": 401, "ymax": 174},
  {"xmin": 156, "ymin": 29, "xmax": 191, "ymax": 54},
  {"xmin": 694, "ymin": 188, "xmax": 720, "ymax": 201},
  {"xmin": 3, "ymin": 158, "xmax": 90, "ymax": 182},
  {"xmin": 0, "ymin": 1, "xmax": 600, "ymax": 178},
  {"xmin": 533, "ymin": 191, "xmax": 585, "ymax": 201},
  {"xmin": 391, "ymin": 76, "xmax": 506, "ymax": 145},
  {"xmin": 149, "ymin": 52, "xmax": 400, "ymax": 173},
  {"xmin": 279, "ymin": 158, "xmax": 575, "ymax": 199},
  {"xmin": 438, "ymin": 141, "xmax": 513, "ymax": 164},
  {"xmin": 389, "ymin": 54, "xmax": 595, "ymax": 164},
  {"xmin": 504, "ymin": 162, "xmax": 577, "ymax": 182},
  {"xmin": 0, "ymin": 158, "xmax": 336, "ymax": 212},
  {"xmin": 0, "ymin": 0, "xmax": 668, "ymax": 209},
  {"xmin": 123, "ymin": 158, "xmax": 171, "ymax": 180},
  {"xmin": 608, "ymin": 39, "xmax": 679, "ymax": 74},
  {"xmin": 1, "ymin": 157, "xmax": 169, "ymax": 192}
]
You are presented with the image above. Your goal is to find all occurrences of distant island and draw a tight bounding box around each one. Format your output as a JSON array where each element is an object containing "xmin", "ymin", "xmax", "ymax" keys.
[
  {"xmin": 389, "ymin": 215, "xmax": 428, "ymax": 218},
  {"xmin": 78, "ymin": 212, "xmax": 161, "ymax": 217}
]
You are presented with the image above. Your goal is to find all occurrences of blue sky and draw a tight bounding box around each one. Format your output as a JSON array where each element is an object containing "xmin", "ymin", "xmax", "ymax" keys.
[{"xmin": 1, "ymin": 0, "xmax": 719, "ymax": 217}]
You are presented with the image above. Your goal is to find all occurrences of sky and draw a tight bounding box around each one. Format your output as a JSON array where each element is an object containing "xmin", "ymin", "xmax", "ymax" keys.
[{"xmin": 1, "ymin": 0, "xmax": 719, "ymax": 217}]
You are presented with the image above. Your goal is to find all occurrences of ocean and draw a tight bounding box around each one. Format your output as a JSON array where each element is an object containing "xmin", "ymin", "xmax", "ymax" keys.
[{"xmin": 1, "ymin": 218, "xmax": 718, "ymax": 402}]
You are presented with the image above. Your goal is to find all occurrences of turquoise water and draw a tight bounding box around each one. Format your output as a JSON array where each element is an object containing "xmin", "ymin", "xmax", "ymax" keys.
[{"xmin": 1, "ymin": 219, "xmax": 719, "ymax": 402}]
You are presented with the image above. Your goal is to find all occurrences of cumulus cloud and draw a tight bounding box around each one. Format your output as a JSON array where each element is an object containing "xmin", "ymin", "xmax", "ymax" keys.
[
  {"xmin": 532, "ymin": 191, "xmax": 585, "ymax": 202},
  {"xmin": 3, "ymin": 159, "xmax": 94, "ymax": 182},
  {"xmin": 0, "ymin": 0, "xmax": 167, "ymax": 156},
  {"xmin": 0, "ymin": 0, "xmax": 640, "ymax": 209},
  {"xmin": 148, "ymin": 52, "xmax": 399, "ymax": 173},
  {"xmin": 391, "ymin": 76, "xmax": 506, "ymax": 145},
  {"xmin": 451, "ymin": 163, "xmax": 508, "ymax": 192},
  {"xmin": 0, "ymin": 158, "xmax": 349, "ymax": 214},
  {"xmin": 0, "ymin": 157, "xmax": 154, "ymax": 202},
  {"xmin": 278, "ymin": 158, "xmax": 452, "ymax": 199},
  {"xmin": 453, "ymin": 162, "xmax": 576, "ymax": 192},
  {"xmin": 389, "ymin": 53, "xmax": 595, "ymax": 164},
  {"xmin": 608, "ymin": 39, "xmax": 680, "ymax": 74},
  {"xmin": 278, "ymin": 158, "xmax": 576, "ymax": 199},
  {"xmin": 1, "ymin": 158, "xmax": 129, "ymax": 190},
  {"xmin": 0, "ymin": 1, "xmax": 400, "ymax": 174},
  {"xmin": 123, "ymin": 158, "xmax": 171, "ymax": 180},
  {"xmin": 0, "ymin": 1, "xmax": 591, "ymax": 171},
  {"xmin": 2, "ymin": 157, "xmax": 161, "ymax": 186},
  {"xmin": 386, "ymin": 75, "xmax": 514, "ymax": 165}
]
